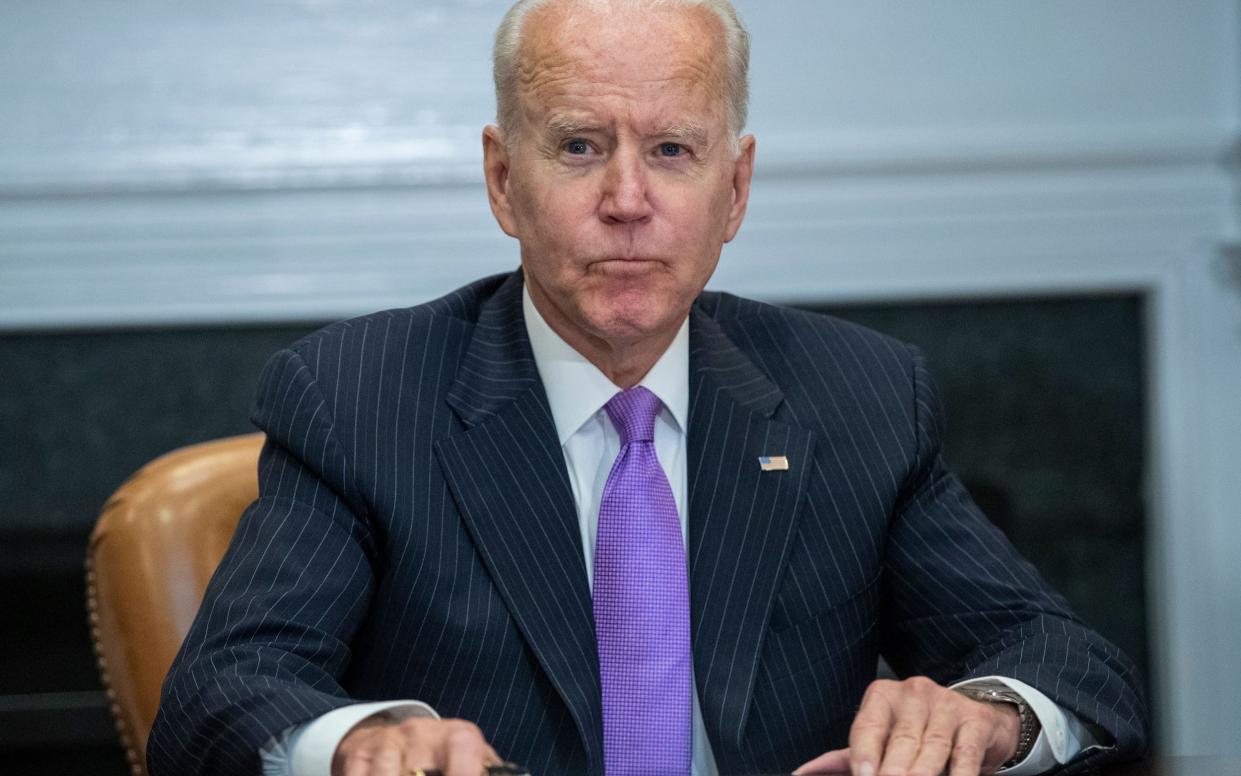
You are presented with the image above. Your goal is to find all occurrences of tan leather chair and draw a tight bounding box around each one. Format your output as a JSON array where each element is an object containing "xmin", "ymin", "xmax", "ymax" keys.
[{"xmin": 87, "ymin": 433, "xmax": 264, "ymax": 776}]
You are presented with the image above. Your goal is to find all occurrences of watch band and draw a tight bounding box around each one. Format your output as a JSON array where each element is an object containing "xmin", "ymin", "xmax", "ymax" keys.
[{"xmin": 954, "ymin": 684, "xmax": 1042, "ymax": 766}]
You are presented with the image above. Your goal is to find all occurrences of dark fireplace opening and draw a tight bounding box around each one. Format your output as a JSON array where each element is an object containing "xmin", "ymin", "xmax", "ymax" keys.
[
  {"xmin": 808, "ymin": 294, "xmax": 1149, "ymax": 698},
  {"xmin": 0, "ymin": 293, "xmax": 1148, "ymax": 770},
  {"xmin": 0, "ymin": 322, "xmax": 326, "ymax": 775}
]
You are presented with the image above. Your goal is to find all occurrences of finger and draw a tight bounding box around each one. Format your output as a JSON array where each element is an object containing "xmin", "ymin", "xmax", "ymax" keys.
[
  {"xmin": 395, "ymin": 718, "xmax": 440, "ymax": 771},
  {"xmin": 877, "ymin": 689, "xmax": 930, "ymax": 776},
  {"xmin": 343, "ymin": 745, "xmax": 376, "ymax": 776},
  {"xmin": 369, "ymin": 736, "xmax": 405, "ymax": 776},
  {"xmin": 947, "ymin": 720, "xmax": 990, "ymax": 776},
  {"xmin": 440, "ymin": 720, "xmax": 493, "ymax": 776},
  {"xmin": 908, "ymin": 697, "xmax": 958, "ymax": 776},
  {"xmin": 386, "ymin": 726, "xmax": 432, "ymax": 776},
  {"xmin": 340, "ymin": 728, "xmax": 403, "ymax": 776},
  {"xmin": 794, "ymin": 747, "xmax": 852, "ymax": 775},
  {"xmin": 443, "ymin": 748, "xmax": 490, "ymax": 776},
  {"xmin": 850, "ymin": 683, "xmax": 897, "ymax": 776},
  {"xmin": 343, "ymin": 754, "xmax": 373, "ymax": 776},
  {"xmin": 483, "ymin": 744, "xmax": 502, "ymax": 766}
]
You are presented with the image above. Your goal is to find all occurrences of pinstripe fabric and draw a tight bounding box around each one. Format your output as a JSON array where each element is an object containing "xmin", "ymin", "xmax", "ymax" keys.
[{"xmin": 148, "ymin": 270, "xmax": 1147, "ymax": 776}]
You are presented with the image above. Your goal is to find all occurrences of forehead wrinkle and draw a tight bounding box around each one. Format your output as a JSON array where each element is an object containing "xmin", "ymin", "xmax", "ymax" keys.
[
  {"xmin": 514, "ymin": 2, "xmax": 730, "ymax": 129},
  {"xmin": 521, "ymin": 50, "xmax": 721, "ymax": 103}
]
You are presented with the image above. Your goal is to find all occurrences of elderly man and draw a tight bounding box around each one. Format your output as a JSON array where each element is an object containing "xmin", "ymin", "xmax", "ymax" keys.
[{"xmin": 148, "ymin": 1, "xmax": 1147, "ymax": 775}]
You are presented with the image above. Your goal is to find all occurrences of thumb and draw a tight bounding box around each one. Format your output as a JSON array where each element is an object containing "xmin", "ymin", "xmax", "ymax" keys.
[{"xmin": 795, "ymin": 747, "xmax": 852, "ymax": 775}]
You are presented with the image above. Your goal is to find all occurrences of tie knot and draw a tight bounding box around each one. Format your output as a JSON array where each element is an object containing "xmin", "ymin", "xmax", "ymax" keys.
[{"xmin": 604, "ymin": 386, "xmax": 661, "ymax": 445}]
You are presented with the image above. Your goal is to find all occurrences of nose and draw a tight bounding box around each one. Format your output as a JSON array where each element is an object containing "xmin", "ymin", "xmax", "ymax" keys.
[{"xmin": 598, "ymin": 147, "xmax": 653, "ymax": 225}]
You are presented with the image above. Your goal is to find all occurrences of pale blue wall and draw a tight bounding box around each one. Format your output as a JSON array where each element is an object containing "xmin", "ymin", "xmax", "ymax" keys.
[
  {"xmin": 0, "ymin": 1, "xmax": 1235, "ymax": 326},
  {"xmin": 0, "ymin": 1, "xmax": 1235, "ymax": 193}
]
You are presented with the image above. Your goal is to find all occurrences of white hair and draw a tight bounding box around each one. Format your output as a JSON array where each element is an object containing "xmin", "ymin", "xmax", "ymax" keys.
[{"xmin": 492, "ymin": 0, "xmax": 750, "ymax": 142}]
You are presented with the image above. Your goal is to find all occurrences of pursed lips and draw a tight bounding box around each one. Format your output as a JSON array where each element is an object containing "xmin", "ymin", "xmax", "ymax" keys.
[
  {"xmin": 588, "ymin": 258, "xmax": 666, "ymax": 277},
  {"xmin": 591, "ymin": 256, "xmax": 663, "ymax": 265}
]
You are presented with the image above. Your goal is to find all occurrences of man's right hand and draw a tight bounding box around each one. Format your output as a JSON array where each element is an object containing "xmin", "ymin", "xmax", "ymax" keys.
[{"xmin": 332, "ymin": 716, "xmax": 501, "ymax": 776}]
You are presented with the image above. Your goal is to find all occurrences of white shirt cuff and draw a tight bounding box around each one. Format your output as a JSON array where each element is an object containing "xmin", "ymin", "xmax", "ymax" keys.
[
  {"xmin": 951, "ymin": 675, "xmax": 1104, "ymax": 775},
  {"xmin": 260, "ymin": 700, "xmax": 439, "ymax": 776}
]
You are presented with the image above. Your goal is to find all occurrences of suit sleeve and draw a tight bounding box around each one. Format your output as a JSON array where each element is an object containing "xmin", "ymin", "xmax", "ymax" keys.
[
  {"xmin": 147, "ymin": 346, "xmax": 380, "ymax": 776},
  {"xmin": 878, "ymin": 347, "xmax": 1148, "ymax": 772}
]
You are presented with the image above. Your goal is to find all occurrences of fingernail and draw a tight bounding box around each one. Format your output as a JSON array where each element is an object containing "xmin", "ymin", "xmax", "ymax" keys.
[{"xmin": 860, "ymin": 763, "xmax": 875, "ymax": 776}]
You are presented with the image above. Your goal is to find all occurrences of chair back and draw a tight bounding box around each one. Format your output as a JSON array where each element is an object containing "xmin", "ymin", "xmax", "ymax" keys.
[{"xmin": 87, "ymin": 433, "xmax": 264, "ymax": 776}]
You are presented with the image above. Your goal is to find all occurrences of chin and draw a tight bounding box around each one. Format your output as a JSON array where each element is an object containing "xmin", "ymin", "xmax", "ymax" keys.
[{"xmin": 587, "ymin": 298, "xmax": 682, "ymax": 343}]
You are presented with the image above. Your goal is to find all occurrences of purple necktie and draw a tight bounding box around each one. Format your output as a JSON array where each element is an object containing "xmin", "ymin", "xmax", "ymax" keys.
[{"xmin": 593, "ymin": 386, "xmax": 692, "ymax": 776}]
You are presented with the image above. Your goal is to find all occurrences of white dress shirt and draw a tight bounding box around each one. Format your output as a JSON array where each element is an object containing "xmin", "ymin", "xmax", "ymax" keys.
[{"xmin": 262, "ymin": 288, "xmax": 1098, "ymax": 775}]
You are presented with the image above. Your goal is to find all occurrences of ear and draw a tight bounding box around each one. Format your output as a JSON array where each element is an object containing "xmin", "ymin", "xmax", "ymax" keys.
[
  {"xmin": 483, "ymin": 125, "xmax": 520, "ymax": 238},
  {"xmin": 722, "ymin": 134, "xmax": 756, "ymax": 243}
]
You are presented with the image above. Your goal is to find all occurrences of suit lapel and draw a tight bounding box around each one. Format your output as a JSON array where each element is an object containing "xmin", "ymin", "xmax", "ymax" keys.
[
  {"xmin": 435, "ymin": 278, "xmax": 816, "ymax": 771},
  {"xmin": 434, "ymin": 273, "xmax": 603, "ymax": 773},
  {"xmin": 686, "ymin": 306, "xmax": 817, "ymax": 763}
]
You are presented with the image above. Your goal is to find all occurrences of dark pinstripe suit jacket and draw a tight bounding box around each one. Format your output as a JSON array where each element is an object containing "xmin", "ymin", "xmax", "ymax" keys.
[{"xmin": 149, "ymin": 271, "xmax": 1146, "ymax": 776}]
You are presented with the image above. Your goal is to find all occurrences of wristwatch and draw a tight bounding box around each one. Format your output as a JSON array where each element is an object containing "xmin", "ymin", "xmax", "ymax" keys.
[{"xmin": 954, "ymin": 684, "xmax": 1042, "ymax": 767}]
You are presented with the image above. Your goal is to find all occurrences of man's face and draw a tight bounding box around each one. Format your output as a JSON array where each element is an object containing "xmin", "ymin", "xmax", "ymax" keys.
[{"xmin": 484, "ymin": 1, "xmax": 755, "ymax": 357}]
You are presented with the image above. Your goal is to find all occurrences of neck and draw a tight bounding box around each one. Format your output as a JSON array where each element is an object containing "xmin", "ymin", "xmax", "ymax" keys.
[
  {"xmin": 582, "ymin": 332, "xmax": 678, "ymax": 389},
  {"xmin": 526, "ymin": 284, "xmax": 682, "ymax": 389}
]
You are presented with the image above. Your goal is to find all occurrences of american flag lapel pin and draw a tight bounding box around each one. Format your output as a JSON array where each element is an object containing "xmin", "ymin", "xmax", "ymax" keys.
[{"xmin": 758, "ymin": 455, "xmax": 789, "ymax": 472}]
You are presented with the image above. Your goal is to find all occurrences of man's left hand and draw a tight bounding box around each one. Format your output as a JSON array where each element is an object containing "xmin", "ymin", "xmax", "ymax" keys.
[{"xmin": 794, "ymin": 676, "xmax": 1020, "ymax": 776}]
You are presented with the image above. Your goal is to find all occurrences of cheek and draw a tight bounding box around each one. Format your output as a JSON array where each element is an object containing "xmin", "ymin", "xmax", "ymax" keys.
[
  {"xmin": 661, "ymin": 172, "xmax": 733, "ymax": 230},
  {"xmin": 661, "ymin": 200, "xmax": 726, "ymax": 259},
  {"xmin": 525, "ymin": 184, "xmax": 598, "ymax": 249}
]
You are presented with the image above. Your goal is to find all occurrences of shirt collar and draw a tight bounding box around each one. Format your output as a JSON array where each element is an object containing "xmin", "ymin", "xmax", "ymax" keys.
[{"xmin": 522, "ymin": 284, "xmax": 689, "ymax": 445}]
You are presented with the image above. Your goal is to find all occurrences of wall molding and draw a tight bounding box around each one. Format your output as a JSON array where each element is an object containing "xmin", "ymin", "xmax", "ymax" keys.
[
  {"xmin": 0, "ymin": 121, "xmax": 1231, "ymax": 199},
  {"xmin": 1, "ymin": 126, "xmax": 1236, "ymax": 331}
]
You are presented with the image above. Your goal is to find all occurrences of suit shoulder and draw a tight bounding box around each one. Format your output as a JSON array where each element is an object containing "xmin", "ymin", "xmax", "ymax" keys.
[
  {"xmin": 283, "ymin": 273, "xmax": 511, "ymax": 360},
  {"xmin": 697, "ymin": 291, "xmax": 924, "ymax": 448},
  {"xmin": 698, "ymin": 290, "xmax": 916, "ymax": 371}
]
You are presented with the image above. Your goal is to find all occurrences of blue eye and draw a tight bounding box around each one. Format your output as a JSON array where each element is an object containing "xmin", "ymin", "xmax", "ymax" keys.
[
  {"xmin": 659, "ymin": 142, "xmax": 683, "ymax": 157},
  {"xmin": 565, "ymin": 139, "xmax": 590, "ymax": 155}
]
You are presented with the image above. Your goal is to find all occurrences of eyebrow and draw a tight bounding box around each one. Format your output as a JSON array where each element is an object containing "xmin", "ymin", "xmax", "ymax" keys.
[
  {"xmin": 544, "ymin": 115, "xmax": 601, "ymax": 137},
  {"xmin": 542, "ymin": 115, "xmax": 710, "ymax": 147},
  {"xmin": 656, "ymin": 123, "xmax": 710, "ymax": 147}
]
